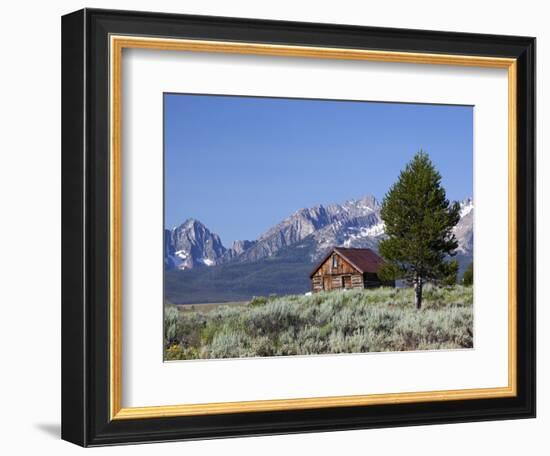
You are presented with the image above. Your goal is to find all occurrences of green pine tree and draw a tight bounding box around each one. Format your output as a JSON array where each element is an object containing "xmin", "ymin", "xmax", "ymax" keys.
[
  {"xmin": 462, "ymin": 262, "xmax": 474, "ymax": 286},
  {"xmin": 378, "ymin": 151, "xmax": 461, "ymax": 309},
  {"xmin": 441, "ymin": 259, "xmax": 459, "ymax": 287}
]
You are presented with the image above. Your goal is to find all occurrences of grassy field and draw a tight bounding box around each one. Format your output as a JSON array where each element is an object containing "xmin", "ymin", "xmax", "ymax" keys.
[{"xmin": 164, "ymin": 285, "xmax": 473, "ymax": 360}]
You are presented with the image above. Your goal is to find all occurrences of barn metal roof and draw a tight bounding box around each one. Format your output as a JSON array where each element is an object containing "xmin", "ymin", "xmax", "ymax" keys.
[{"xmin": 309, "ymin": 247, "xmax": 384, "ymax": 277}]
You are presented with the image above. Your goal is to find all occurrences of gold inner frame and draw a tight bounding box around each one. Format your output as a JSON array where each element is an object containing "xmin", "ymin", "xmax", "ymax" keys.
[{"xmin": 109, "ymin": 35, "xmax": 518, "ymax": 420}]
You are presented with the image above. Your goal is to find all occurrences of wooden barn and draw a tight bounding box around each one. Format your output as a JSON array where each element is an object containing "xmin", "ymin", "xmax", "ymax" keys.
[{"xmin": 310, "ymin": 247, "xmax": 388, "ymax": 292}]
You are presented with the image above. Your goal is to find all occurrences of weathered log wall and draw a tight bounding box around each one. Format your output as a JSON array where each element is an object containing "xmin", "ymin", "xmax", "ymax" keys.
[{"xmin": 311, "ymin": 252, "xmax": 385, "ymax": 292}]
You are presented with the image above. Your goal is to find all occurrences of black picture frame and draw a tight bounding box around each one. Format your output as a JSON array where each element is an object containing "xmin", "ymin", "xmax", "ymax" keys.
[{"xmin": 62, "ymin": 8, "xmax": 536, "ymax": 447}]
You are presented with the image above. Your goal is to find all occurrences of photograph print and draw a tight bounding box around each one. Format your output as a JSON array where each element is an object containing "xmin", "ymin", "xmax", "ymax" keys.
[{"xmin": 163, "ymin": 94, "xmax": 474, "ymax": 361}]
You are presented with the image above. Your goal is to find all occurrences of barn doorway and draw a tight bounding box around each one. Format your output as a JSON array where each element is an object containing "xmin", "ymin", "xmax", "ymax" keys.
[
  {"xmin": 323, "ymin": 276, "xmax": 331, "ymax": 291},
  {"xmin": 343, "ymin": 275, "xmax": 352, "ymax": 289}
]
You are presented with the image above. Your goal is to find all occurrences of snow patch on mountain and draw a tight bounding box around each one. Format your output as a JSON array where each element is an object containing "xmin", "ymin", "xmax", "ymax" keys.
[
  {"xmin": 343, "ymin": 222, "xmax": 386, "ymax": 247},
  {"xmin": 200, "ymin": 258, "xmax": 215, "ymax": 266},
  {"xmin": 460, "ymin": 198, "xmax": 473, "ymax": 218}
]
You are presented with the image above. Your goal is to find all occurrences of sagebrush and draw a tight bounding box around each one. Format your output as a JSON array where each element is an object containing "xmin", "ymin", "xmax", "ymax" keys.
[{"xmin": 164, "ymin": 285, "xmax": 473, "ymax": 360}]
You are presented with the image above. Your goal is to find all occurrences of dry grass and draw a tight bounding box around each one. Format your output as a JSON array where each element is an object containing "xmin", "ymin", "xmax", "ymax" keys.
[{"xmin": 176, "ymin": 301, "xmax": 249, "ymax": 313}]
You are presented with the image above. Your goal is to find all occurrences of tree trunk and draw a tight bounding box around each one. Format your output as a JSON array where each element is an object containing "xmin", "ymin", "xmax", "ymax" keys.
[{"xmin": 414, "ymin": 276, "xmax": 423, "ymax": 310}]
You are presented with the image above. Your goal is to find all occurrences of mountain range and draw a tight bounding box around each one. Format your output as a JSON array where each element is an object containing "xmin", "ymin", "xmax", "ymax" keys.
[{"xmin": 164, "ymin": 195, "xmax": 473, "ymax": 304}]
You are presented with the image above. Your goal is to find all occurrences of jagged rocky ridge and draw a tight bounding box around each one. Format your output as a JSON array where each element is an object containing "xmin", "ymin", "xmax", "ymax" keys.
[
  {"xmin": 165, "ymin": 219, "xmax": 227, "ymax": 270},
  {"xmin": 165, "ymin": 195, "xmax": 473, "ymax": 271}
]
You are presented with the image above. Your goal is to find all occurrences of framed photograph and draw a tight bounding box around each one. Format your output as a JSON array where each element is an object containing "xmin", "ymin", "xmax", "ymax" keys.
[{"xmin": 61, "ymin": 8, "xmax": 535, "ymax": 446}]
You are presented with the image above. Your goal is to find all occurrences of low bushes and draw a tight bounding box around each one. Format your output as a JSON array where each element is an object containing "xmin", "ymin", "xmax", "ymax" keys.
[{"xmin": 164, "ymin": 285, "xmax": 473, "ymax": 360}]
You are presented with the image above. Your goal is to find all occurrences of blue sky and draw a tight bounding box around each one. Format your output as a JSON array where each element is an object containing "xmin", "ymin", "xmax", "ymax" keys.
[{"xmin": 164, "ymin": 94, "xmax": 473, "ymax": 246}]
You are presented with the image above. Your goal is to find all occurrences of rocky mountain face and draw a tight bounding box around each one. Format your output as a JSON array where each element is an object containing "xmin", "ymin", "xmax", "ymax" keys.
[
  {"xmin": 308, "ymin": 196, "xmax": 384, "ymax": 257},
  {"xmin": 234, "ymin": 205, "xmax": 334, "ymax": 263},
  {"xmin": 165, "ymin": 219, "xmax": 227, "ymax": 270},
  {"xmin": 454, "ymin": 198, "xmax": 474, "ymax": 256},
  {"xmin": 221, "ymin": 239, "xmax": 258, "ymax": 262},
  {"xmin": 164, "ymin": 196, "xmax": 473, "ymax": 271}
]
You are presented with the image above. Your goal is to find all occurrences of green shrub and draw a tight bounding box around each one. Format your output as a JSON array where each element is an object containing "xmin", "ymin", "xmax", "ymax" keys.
[
  {"xmin": 463, "ymin": 262, "xmax": 474, "ymax": 286},
  {"xmin": 164, "ymin": 307, "xmax": 179, "ymax": 344},
  {"xmin": 249, "ymin": 296, "xmax": 268, "ymax": 307}
]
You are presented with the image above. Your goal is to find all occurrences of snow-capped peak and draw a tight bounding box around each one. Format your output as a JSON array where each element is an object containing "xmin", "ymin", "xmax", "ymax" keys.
[{"xmin": 459, "ymin": 198, "xmax": 473, "ymax": 218}]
